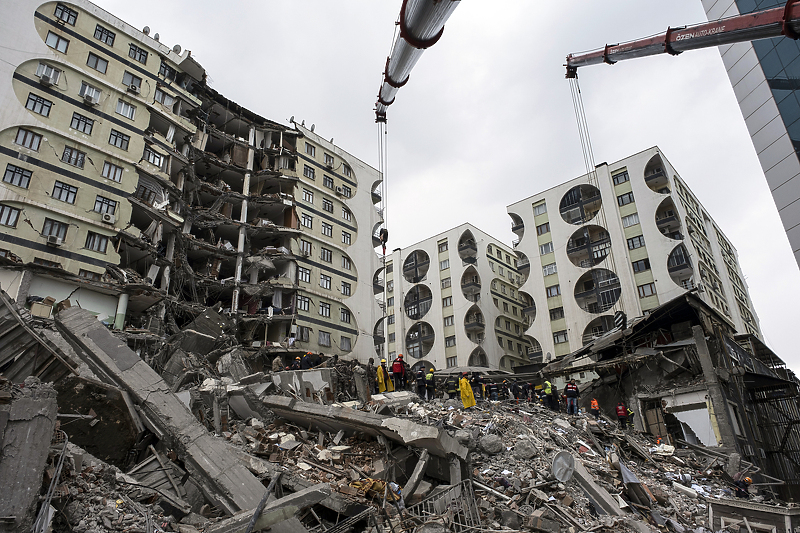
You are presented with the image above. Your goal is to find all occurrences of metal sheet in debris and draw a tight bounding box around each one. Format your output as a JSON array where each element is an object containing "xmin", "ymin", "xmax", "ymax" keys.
[{"xmin": 551, "ymin": 451, "xmax": 575, "ymax": 482}]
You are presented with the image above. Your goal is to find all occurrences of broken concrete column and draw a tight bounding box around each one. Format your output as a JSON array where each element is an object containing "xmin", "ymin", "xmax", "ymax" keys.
[
  {"xmin": 0, "ymin": 377, "xmax": 58, "ymax": 532},
  {"xmin": 692, "ymin": 326, "xmax": 736, "ymax": 448},
  {"xmin": 352, "ymin": 365, "xmax": 371, "ymax": 403},
  {"xmin": 403, "ymin": 450, "xmax": 430, "ymax": 498},
  {"xmin": 572, "ymin": 458, "xmax": 626, "ymax": 516}
]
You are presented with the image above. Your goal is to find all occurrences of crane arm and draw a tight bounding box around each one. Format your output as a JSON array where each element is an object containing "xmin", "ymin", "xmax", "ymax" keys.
[{"xmin": 566, "ymin": 0, "xmax": 800, "ymax": 77}]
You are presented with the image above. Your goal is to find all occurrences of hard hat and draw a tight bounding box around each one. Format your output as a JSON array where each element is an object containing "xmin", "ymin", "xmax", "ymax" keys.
[
  {"xmin": 397, "ymin": 354, "xmax": 403, "ymax": 358},
  {"xmin": 744, "ymin": 477, "xmax": 752, "ymax": 484},
  {"xmin": 429, "ymin": 368, "xmax": 434, "ymax": 372},
  {"xmin": 295, "ymin": 356, "xmax": 301, "ymax": 360},
  {"xmin": 381, "ymin": 359, "xmax": 387, "ymax": 363}
]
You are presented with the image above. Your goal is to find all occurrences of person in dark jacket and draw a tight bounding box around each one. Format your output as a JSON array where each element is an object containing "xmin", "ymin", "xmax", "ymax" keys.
[
  {"xmin": 487, "ymin": 381, "xmax": 499, "ymax": 401},
  {"xmin": 445, "ymin": 374, "xmax": 459, "ymax": 399},
  {"xmin": 290, "ymin": 356, "xmax": 301, "ymax": 370},
  {"xmin": 565, "ymin": 379, "xmax": 580, "ymax": 415},
  {"xmin": 425, "ymin": 369, "xmax": 435, "ymax": 400},
  {"xmin": 416, "ymin": 369, "xmax": 427, "ymax": 400},
  {"xmin": 471, "ymin": 372, "xmax": 484, "ymax": 400},
  {"xmin": 300, "ymin": 352, "xmax": 314, "ymax": 370}
]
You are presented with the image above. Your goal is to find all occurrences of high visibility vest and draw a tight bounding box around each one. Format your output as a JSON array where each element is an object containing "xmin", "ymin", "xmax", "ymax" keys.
[
  {"xmin": 591, "ymin": 399, "xmax": 599, "ymax": 410},
  {"xmin": 544, "ymin": 381, "xmax": 552, "ymax": 395}
]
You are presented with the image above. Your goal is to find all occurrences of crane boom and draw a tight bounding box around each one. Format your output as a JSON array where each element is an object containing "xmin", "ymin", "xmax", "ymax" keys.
[{"xmin": 566, "ymin": 1, "xmax": 800, "ymax": 76}]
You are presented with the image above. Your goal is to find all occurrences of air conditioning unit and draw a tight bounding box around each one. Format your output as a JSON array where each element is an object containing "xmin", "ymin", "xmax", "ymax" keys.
[
  {"xmin": 325, "ymin": 163, "xmax": 333, "ymax": 170},
  {"xmin": 101, "ymin": 213, "xmax": 116, "ymax": 224},
  {"xmin": 335, "ymin": 186, "xmax": 343, "ymax": 196},
  {"xmin": 127, "ymin": 84, "xmax": 140, "ymax": 95},
  {"xmin": 46, "ymin": 235, "xmax": 63, "ymax": 246},
  {"xmin": 84, "ymin": 93, "xmax": 99, "ymax": 106},
  {"xmin": 40, "ymin": 74, "xmax": 54, "ymax": 87}
]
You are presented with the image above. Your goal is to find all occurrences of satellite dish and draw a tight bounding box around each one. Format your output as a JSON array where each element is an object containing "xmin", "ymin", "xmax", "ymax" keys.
[
  {"xmin": 173, "ymin": 44, "xmax": 182, "ymax": 54},
  {"xmin": 289, "ymin": 116, "xmax": 294, "ymax": 123},
  {"xmin": 143, "ymin": 26, "xmax": 150, "ymax": 35},
  {"xmin": 551, "ymin": 451, "xmax": 575, "ymax": 482},
  {"xmin": 154, "ymin": 33, "xmax": 160, "ymax": 41},
  {"xmin": 310, "ymin": 124, "xmax": 315, "ymax": 132}
]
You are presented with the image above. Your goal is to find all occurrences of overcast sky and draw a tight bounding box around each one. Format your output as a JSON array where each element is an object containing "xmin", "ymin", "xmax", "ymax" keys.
[{"xmin": 100, "ymin": 0, "xmax": 800, "ymax": 370}]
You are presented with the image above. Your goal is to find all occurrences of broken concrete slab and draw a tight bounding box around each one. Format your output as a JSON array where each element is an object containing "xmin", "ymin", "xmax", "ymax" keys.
[
  {"xmin": 572, "ymin": 458, "xmax": 626, "ymax": 516},
  {"xmin": 272, "ymin": 369, "xmax": 333, "ymax": 403},
  {"xmin": 55, "ymin": 307, "xmax": 265, "ymax": 515}
]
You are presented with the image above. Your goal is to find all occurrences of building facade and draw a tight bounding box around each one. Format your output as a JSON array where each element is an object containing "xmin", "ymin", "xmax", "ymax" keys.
[
  {"xmin": 380, "ymin": 223, "xmax": 532, "ymax": 372},
  {"xmin": 702, "ymin": 0, "xmax": 800, "ymax": 269},
  {"xmin": 0, "ymin": 0, "xmax": 383, "ymax": 363},
  {"xmin": 507, "ymin": 147, "xmax": 761, "ymax": 363}
]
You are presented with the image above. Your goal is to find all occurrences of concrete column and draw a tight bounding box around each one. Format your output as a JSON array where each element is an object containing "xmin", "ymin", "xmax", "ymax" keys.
[
  {"xmin": 114, "ymin": 292, "xmax": 129, "ymax": 330},
  {"xmin": 231, "ymin": 129, "xmax": 254, "ymax": 314},
  {"xmin": 161, "ymin": 233, "xmax": 176, "ymax": 291},
  {"xmin": 692, "ymin": 325, "xmax": 736, "ymax": 448}
]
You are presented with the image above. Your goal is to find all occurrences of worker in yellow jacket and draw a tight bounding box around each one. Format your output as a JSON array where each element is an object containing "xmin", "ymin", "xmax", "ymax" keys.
[
  {"xmin": 377, "ymin": 359, "xmax": 394, "ymax": 393},
  {"xmin": 460, "ymin": 372, "xmax": 476, "ymax": 409}
]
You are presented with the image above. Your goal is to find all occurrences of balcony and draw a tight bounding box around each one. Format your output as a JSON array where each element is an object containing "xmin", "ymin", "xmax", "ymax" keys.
[
  {"xmin": 371, "ymin": 189, "xmax": 382, "ymax": 204},
  {"xmin": 464, "ymin": 318, "xmax": 485, "ymax": 331},
  {"xmin": 668, "ymin": 260, "xmax": 691, "ymax": 274},
  {"xmin": 523, "ymin": 305, "xmax": 536, "ymax": 316},
  {"xmin": 656, "ymin": 215, "xmax": 677, "ymax": 227},
  {"xmin": 461, "ymin": 281, "xmax": 480, "ymax": 293},
  {"xmin": 511, "ymin": 223, "xmax": 524, "ymax": 233},
  {"xmin": 373, "ymin": 281, "xmax": 384, "ymax": 294},
  {"xmin": 645, "ymin": 169, "xmax": 665, "ymax": 183},
  {"xmin": 517, "ymin": 259, "xmax": 530, "ymax": 271}
]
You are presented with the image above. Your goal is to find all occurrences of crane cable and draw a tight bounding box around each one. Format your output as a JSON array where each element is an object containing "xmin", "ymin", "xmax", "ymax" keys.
[
  {"xmin": 377, "ymin": 116, "xmax": 389, "ymax": 356},
  {"xmin": 568, "ymin": 75, "xmax": 626, "ymax": 325}
]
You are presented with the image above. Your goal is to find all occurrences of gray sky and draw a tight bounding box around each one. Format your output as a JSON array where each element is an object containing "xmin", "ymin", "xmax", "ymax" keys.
[{"xmin": 100, "ymin": 0, "xmax": 800, "ymax": 370}]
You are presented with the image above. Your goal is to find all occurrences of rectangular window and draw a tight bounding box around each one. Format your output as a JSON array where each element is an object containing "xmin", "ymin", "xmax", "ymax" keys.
[
  {"xmin": 79, "ymin": 269, "xmax": 102, "ymax": 281},
  {"xmin": 341, "ymin": 281, "xmax": 351, "ymax": 296},
  {"xmin": 546, "ymin": 284, "xmax": 561, "ymax": 298},
  {"xmin": 45, "ymin": 31, "xmax": 69, "ymax": 53},
  {"xmin": 440, "ymin": 259, "xmax": 450, "ymax": 270},
  {"xmin": 297, "ymin": 295, "xmax": 310, "ymax": 311},
  {"xmin": 442, "ymin": 296, "xmax": 453, "ymax": 307},
  {"xmin": 342, "ymin": 207, "xmax": 351, "ymax": 221},
  {"xmin": 323, "ymin": 175, "xmax": 334, "ymax": 189},
  {"xmin": 388, "ymin": 332, "xmax": 396, "ymax": 343},
  {"xmin": 304, "ymin": 165, "xmax": 315, "ymax": 179},
  {"xmin": 320, "ymin": 248, "xmax": 332, "ymax": 262},
  {"xmin": 86, "ymin": 52, "xmax": 108, "ymax": 74},
  {"xmin": 297, "ymin": 326, "xmax": 310, "ymax": 342},
  {"xmin": 341, "ymin": 336, "xmax": 352, "ymax": 351},
  {"xmin": 549, "ymin": 307, "xmax": 564, "ymax": 321},
  {"xmin": 93, "ymin": 195, "xmax": 117, "ymax": 215},
  {"xmin": 128, "ymin": 43, "xmax": 148, "ymax": 64},
  {"xmin": 443, "ymin": 315, "xmax": 455, "ymax": 327},
  {"xmin": 622, "ymin": 213, "xmax": 640, "ymax": 227},
  {"xmin": 627, "ymin": 235, "xmax": 645, "ymax": 250},
  {"xmin": 340, "ymin": 308, "xmax": 351, "ymax": 323},
  {"xmin": 319, "ymin": 302, "xmax": 331, "ymax": 317},
  {"xmin": 94, "ymin": 24, "xmax": 115, "ymax": 46},
  {"xmin": 0, "ymin": 204, "xmax": 20, "ymax": 227},
  {"xmin": 441, "ymin": 277, "xmax": 451, "ymax": 289},
  {"xmin": 134, "ymin": 184, "xmax": 156, "ymax": 205},
  {"xmin": 300, "ymin": 239, "xmax": 312, "ymax": 255},
  {"xmin": 553, "ymin": 330, "xmax": 568, "ymax": 344},
  {"xmin": 320, "ymin": 274, "xmax": 331, "ymax": 289},
  {"xmin": 321, "ymin": 222, "xmax": 332, "ymax": 237},
  {"xmin": 324, "ymin": 153, "xmax": 334, "ymax": 166},
  {"xmin": 322, "ymin": 198, "xmax": 333, "ymax": 212},
  {"xmin": 43, "ymin": 218, "xmax": 68, "ymax": 239},
  {"xmin": 446, "ymin": 356, "xmax": 458, "ymax": 368},
  {"xmin": 533, "ymin": 202, "xmax": 547, "ymax": 215},
  {"xmin": 387, "ymin": 280, "xmax": 393, "ymax": 292},
  {"xmin": 15, "ymin": 129, "xmax": 42, "ymax": 151},
  {"xmin": 539, "ymin": 242, "xmax": 554, "ymax": 255},
  {"xmin": 617, "ymin": 192, "xmax": 635, "ymax": 206},
  {"xmin": 438, "ymin": 241, "xmax": 448, "ymax": 252},
  {"xmin": 26, "ymin": 94, "xmax": 52, "ymax": 117},
  {"xmin": 52, "ymin": 180, "xmax": 78, "ymax": 203},
  {"xmin": 342, "ymin": 185, "xmax": 352, "ymax": 198},
  {"xmin": 498, "ymin": 265, "xmax": 504, "ymax": 275},
  {"xmin": 154, "ymin": 88, "xmax": 174, "ymax": 107},
  {"xmin": 70, "ymin": 112, "xmax": 94, "ymax": 134},
  {"xmin": 301, "ymin": 213, "xmax": 313, "ymax": 228},
  {"xmin": 445, "ymin": 336, "xmax": 456, "ymax": 347},
  {"xmin": 542, "ymin": 262, "xmax": 557, "ymax": 276},
  {"xmin": 298, "ymin": 267, "xmax": 310, "ymax": 283},
  {"xmin": 79, "ymin": 82, "xmax": 101, "ymax": 101},
  {"xmin": 318, "ymin": 331, "xmax": 331, "ymax": 347},
  {"xmin": 85, "ymin": 231, "xmax": 108, "ymax": 253},
  {"xmin": 342, "ymin": 231, "xmax": 351, "ymax": 245},
  {"xmin": 122, "ymin": 71, "xmax": 142, "ymax": 89},
  {"xmin": 536, "ymin": 222, "xmax": 550, "ymax": 236},
  {"xmin": 343, "ymin": 165, "xmax": 352, "ymax": 177},
  {"xmin": 54, "ymin": 3, "xmax": 78, "ymax": 24},
  {"xmin": 632, "ymin": 258, "xmax": 651, "ymax": 273},
  {"xmin": 116, "ymin": 99, "xmax": 136, "ymax": 120},
  {"xmin": 143, "ymin": 147, "xmax": 162, "ymax": 167},
  {"xmin": 305, "ymin": 143, "xmax": 316, "ymax": 157},
  {"xmin": 638, "ymin": 282, "xmax": 656, "ymax": 298},
  {"xmin": 612, "ymin": 170, "xmax": 629, "ymax": 185},
  {"xmin": 302, "ymin": 188, "xmax": 314, "ymax": 203},
  {"xmin": 102, "ymin": 161, "xmax": 124, "ymax": 182},
  {"xmin": 108, "ymin": 129, "xmax": 130, "ymax": 150},
  {"xmin": 341, "ymin": 256, "xmax": 351, "ymax": 270},
  {"xmin": 36, "ymin": 63, "xmax": 61, "ymax": 85},
  {"xmin": 3, "ymin": 164, "xmax": 31, "ymax": 188},
  {"xmin": 158, "ymin": 61, "xmax": 177, "ymax": 81}
]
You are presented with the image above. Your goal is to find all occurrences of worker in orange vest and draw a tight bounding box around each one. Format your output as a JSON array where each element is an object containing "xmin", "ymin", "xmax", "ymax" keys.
[{"xmin": 590, "ymin": 398, "xmax": 600, "ymax": 420}]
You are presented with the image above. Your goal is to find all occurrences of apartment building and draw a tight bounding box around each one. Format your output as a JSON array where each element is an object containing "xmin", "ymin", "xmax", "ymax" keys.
[
  {"xmin": 0, "ymin": 0, "xmax": 383, "ymax": 363},
  {"xmin": 507, "ymin": 147, "xmax": 761, "ymax": 362},
  {"xmin": 380, "ymin": 224, "xmax": 532, "ymax": 372}
]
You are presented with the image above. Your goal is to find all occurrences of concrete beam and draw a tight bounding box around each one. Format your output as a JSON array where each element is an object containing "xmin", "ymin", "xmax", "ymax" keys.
[
  {"xmin": 403, "ymin": 450, "xmax": 430, "ymax": 498},
  {"xmin": 572, "ymin": 458, "xmax": 626, "ymax": 516}
]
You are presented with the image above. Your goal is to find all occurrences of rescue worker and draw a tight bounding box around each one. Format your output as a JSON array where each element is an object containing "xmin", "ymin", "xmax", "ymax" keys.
[
  {"xmin": 300, "ymin": 352, "xmax": 314, "ymax": 370},
  {"xmin": 290, "ymin": 356, "xmax": 301, "ymax": 370},
  {"xmin": 416, "ymin": 369, "xmax": 427, "ymax": 400},
  {"xmin": 367, "ymin": 358, "xmax": 377, "ymax": 394},
  {"xmin": 565, "ymin": 378, "xmax": 580, "ymax": 415},
  {"xmin": 543, "ymin": 379, "xmax": 553, "ymax": 410},
  {"xmin": 445, "ymin": 374, "xmax": 459, "ymax": 399},
  {"xmin": 590, "ymin": 398, "xmax": 600, "ymax": 420},
  {"xmin": 487, "ymin": 381, "xmax": 499, "ymax": 401},
  {"xmin": 271, "ymin": 355, "xmax": 283, "ymax": 372},
  {"xmin": 471, "ymin": 372, "xmax": 484, "ymax": 400},
  {"xmin": 425, "ymin": 368, "xmax": 435, "ymax": 400},
  {"xmin": 377, "ymin": 359, "xmax": 394, "ymax": 393},
  {"xmin": 734, "ymin": 476, "xmax": 752, "ymax": 498},
  {"xmin": 460, "ymin": 372, "xmax": 476, "ymax": 409},
  {"xmin": 627, "ymin": 406, "xmax": 636, "ymax": 430},
  {"xmin": 616, "ymin": 402, "xmax": 628, "ymax": 429},
  {"xmin": 551, "ymin": 382, "xmax": 561, "ymax": 412},
  {"xmin": 391, "ymin": 354, "xmax": 407, "ymax": 390},
  {"xmin": 511, "ymin": 380, "xmax": 522, "ymax": 400}
]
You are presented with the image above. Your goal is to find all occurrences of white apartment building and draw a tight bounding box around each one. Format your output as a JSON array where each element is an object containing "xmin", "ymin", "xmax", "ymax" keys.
[
  {"xmin": 507, "ymin": 147, "xmax": 761, "ymax": 362},
  {"xmin": 380, "ymin": 223, "xmax": 532, "ymax": 372}
]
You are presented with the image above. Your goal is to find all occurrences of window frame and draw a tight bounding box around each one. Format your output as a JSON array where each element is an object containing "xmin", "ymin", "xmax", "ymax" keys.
[
  {"xmin": 52, "ymin": 180, "xmax": 78, "ymax": 203},
  {"xmin": 341, "ymin": 281, "xmax": 351, "ymax": 296},
  {"xmin": 15, "ymin": 129, "xmax": 42, "ymax": 151},
  {"xmin": 536, "ymin": 222, "xmax": 550, "ymax": 236},
  {"xmin": 546, "ymin": 284, "xmax": 561, "ymax": 298},
  {"xmin": 0, "ymin": 204, "xmax": 21, "ymax": 228},
  {"xmin": 301, "ymin": 213, "xmax": 313, "ymax": 228},
  {"xmin": 86, "ymin": 52, "xmax": 108, "ymax": 74},
  {"xmin": 93, "ymin": 24, "xmax": 115, "ymax": 46},
  {"xmin": 93, "ymin": 195, "xmax": 117, "ymax": 215},
  {"xmin": 320, "ymin": 273, "xmax": 331, "ymax": 290},
  {"xmin": 101, "ymin": 161, "xmax": 124, "ymax": 182},
  {"xmin": 612, "ymin": 170, "xmax": 630, "ymax": 185},
  {"xmin": 115, "ymin": 99, "xmax": 136, "ymax": 120},
  {"xmin": 321, "ymin": 222, "xmax": 333, "ymax": 237},
  {"xmin": 70, "ymin": 112, "xmax": 94, "ymax": 134},
  {"xmin": 298, "ymin": 266, "xmax": 310, "ymax": 283},
  {"xmin": 638, "ymin": 282, "xmax": 657, "ymax": 298},
  {"xmin": 303, "ymin": 165, "xmax": 315, "ymax": 179},
  {"xmin": 108, "ymin": 129, "xmax": 130, "ymax": 150},
  {"xmin": 627, "ymin": 235, "xmax": 646, "ymax": 250},
  {"xmin": 45, "ymin": 31, "xmax": 69, "ymax": 53},
  {"xmin": 84, "ymin": 231, "xmax": 109, "ymax": 253},
  {"xmin": 320, "ymin": 247, "xmax": 332, "ymax": 263},
  {"xmin": 342, "ymin": 231, "xmax": 351, "ymax": 245},
  {"xmin": 617, "ymin": 191, "xmax": 635, "ymax": 206},
  {"xmin": 61, "ymin": 146, "xmax": 86, "ymax": 169},
  {"xmin": 128, "ymin": 43, "xmax": 148, "ymax": 64},
  {"xmin": 43, "ymin": 218, "xmax": 68, "ymax": 239},
  {"xmin": 54, "ymin": 3, "xmax": 78, "ymax": 25},
  {"xmin": 319, "ymin": 302, "xmax": 331, "ymax": 317},
  {"xmin": 3, "ymin": 164, "xmax": 32, "ymax": 189},
  {"xmin": 25, "ymin": 94, "xmax": 53, "ymax": 117}
]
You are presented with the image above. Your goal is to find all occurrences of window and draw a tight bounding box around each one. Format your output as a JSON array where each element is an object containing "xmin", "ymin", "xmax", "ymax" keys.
[
  {"xmin": 26, "ymin": 94, "xmax": 52, "ymax": 117},
  {"xmin": 441, "ymin": 277, "xmax": 451, "ymax": 289},
  {"xmin": 15, "ymin": 129, "xmax": 41, "ymax": 151},
  {"xmin": 446, "ymin": 356, "xmax": 458, "ymax": 368},
  {"xmin": 503, "ymin": 302, "xmax": 509, "ymax": 311},
  {"xmin": 489, "ymin": 261, "xmax": 495, "ymax": 272},
  {"xmin": 440, "ymin": 259, "xmax": 450, "ymax": 270},
  {"xmin": 4, "ymin": 165, "xmax": 31, "ymax": 189},
  {"xmin": 388, "ymin": 332, "xmax": 396, "ymax": 343},
  {"xmin": 319, "ymin": 302, "xmax": 331, "ymax": 317},
  {"xmin": 341, "ymin": 336, "xmax": 352, "ymax": 351},
  {"xmin": 36, "ymin": 63, "xmax": 61, "ymax": 84},
  {"xmin": 445, "ymin": 336, "xmax": 456, "ymax": 347},
  {"xmin": 612, "ymin": 170, "xmax": 629, "ymax": 185},
  {"xmin": 320, "ymin": 274, "xmax": 331, "ymax": 289},
  {"xmin": 79, "ymin": 269, "xmax": 102, "ymax": 281},
  {"xmin": 70, "ymin": 113, "xmax": 94, "ymax": 134},
  {"xmin": 549, "ymin": 307, "xmax": 564, "ymax": 320},
  {"xmin": 54, "ymin": 4, "xmax": 78, "ymax": 24},
  {"xmin": 638, "ymin": 282, "xmax": 657, "ymax": 298},
  {"xmin": 542, "ymin": 262, "xmax": 557, "ymax": 276},
  {"xmin": 498, "ymin": 265, "xmax": 504, "ymax": 275},
  {"xmin": 94, "ymin": 24, "xmax": 115, "ymax": 46},
  {"xmin": 553, "ymin": 330, "xmax": 568, "ymax": 344},
  {"xmin": 134, "ymin": 184, "xmax": 156, "ymax": 205},
  {"xmin": 342, "ymin": 207, "xmax": 352, "ymax": 221},
  {"xmin": 86, "ymin": 53, "xmax": 108, "ymax": 74},
  {"xmin": 93, "ymin": 195, "xmax": 117, "ymax": 215},
  {"xmin": 102, "ymin": 162, "xmax": 124, "ymax": 182},
  {"xmin": 52, "ymin": 181, "xmax": 77, "ymax": 203},
  {"xmin": 0, "ymin": 204, "xmax": 20, "ymax": 228},
  {"xmin": 387, "ymin": 297, "xmax": 394, "ymax": 307},
  {"xmin": 444, "ymin": 315, "xmax": 454, "ymax": 327},
  {"xmin": 442, "ymin": 296, "xmax": 452, "ymax": 307},
  {"xmin": 632, "ymin": 258, "xmax": 650, "ymax": 273},
  {"xmin": 501, "ymin": 285, "xmax": 507, "ymax": 295},
  {"xmin": 627, "ymin": 235, "xmax": 646, "ymax": 250},
  {"xmin": 304, "ymin": 165, "xmax": 315, "ymax": 179},
  {"xmin": 533, "ymin": 202, "xmax": 547, "ymax": 215},
  {"xmin": 79, "ymin": 82, "xmax": 101, "ymax": 101},
  {"xmin": 387, "ymin": 280, "xmax": 393, "ymax": 292},
  {"xmin": 546, "ymin": 284, "xmax": 561, "ymax": 298},
  {"xmin": 343, "ymin": 165, "xmax": 352, "ymax": 177},
  {"xmin": 320, "ymin": 247, "xmax": 332, "ymax": 262},
  {"xmin": 540, "ymin": 242, "xmax": 554, "ymax": 255},
  {"xmin": 319, "ymin": 331, "xmax": 331, "ymax": 347},
  {"xmin": 45, "ymin": 31, "xmax": 69, "ymax": 53},
  {"xmin": 321, "ymin": 176, "xmax": 334, "ymax": 189},
  {"xmin": 340, "ymin": 308, "xmax": 351, "ymax": 323},
  {"xmin": 324, "ymin": 153, "xmax": 334, "ymax": 166},
  {"xmin": 342, "ymin": 185, "xmax": 352, "ymax": 198},
  {"xmin": 622, "ymin": 213, "xmax": 640, "ymax": 228},
  {"xmin": 342, "ymin": 231, "xmax": 351, "ymax": 245},
  {"xmin": 158, "ymin": 61, "xmax": 177, "ymax": 81},
  {"xmin": 116, "ymin": 100, "xmax": 136, "ymax": 120},
  {"xmin": 128, "ymin": 44, "xmax": 148, "ymax": 64},
  {"xmin": 536, "ymin": 222, "xmax": 550, "ymax": 236},
  {"xmin": 85, "ymin": 232, "xmax": 108, "ymax": 253},
  {"xmin": 298, "ymin": 267, "xmax": 310, "ymax": 283},
  {"xmin": 143, "ymin": 147, "xmax": 161, "ymax": 167},
  {"xmin": 122, "ymin": 71, "xmax": 142, "ymax": 89},
  {"xmin": 438, "ymin": 241, "xmax": 448, "ymax": 252},
  {"xmin": 296, "ymin": 326, "xmax": 310, "ymax": 342},
  {"xmin": 305, "ymin": 143, "xmax": 316, "ymax": 157},
  {"xmin": 108, "ymin": 129, "xmax": 130, "ymax": 150},
  {"xmin": 302, "ymin": 188, "xmax": 314, "ymax": 203},
  {"xmin": 321, "ymin": 222, "xmax": 332, "ymax": 237},
  {"xmin": 300, "ymin": 239, "xmax": 312, "ymax": 255},
  {"xmin": 43, "ymin": 218, "xmax": 68, "ymax": 239},
  {"xmin": 154, "ymin": 88, "xmax": 174, "ymax": 107},
  {"xmin": 617, "ymin": 192, "xmax": 635, "ymax": 206},
  {"xmin": 301, "ymin": 211, "xmax": 313, "ymax": 229},
  {"xmin": 496, "ymin": 249, "xmax": 502, "ymax": 258},
  {"xmin": 322, "ymin": 198, "xmax": 333, "ymax": 212},
  {"xmin": 341, "ymin": 281, "xmax": 351, "ymax": 296},
  {"xmin": 297, "ymin": 295, "xmax": 310, "ymax": 311},
  {"xmin": 341, "ymin": 256, "xmax": 351, "ymax": 270}
]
